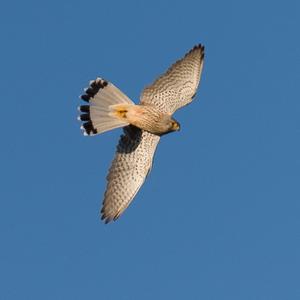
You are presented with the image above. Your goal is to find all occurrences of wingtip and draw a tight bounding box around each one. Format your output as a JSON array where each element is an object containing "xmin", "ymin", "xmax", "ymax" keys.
[
  {"xmin": 186, "ymin": 43, "xmax": 205, "ymax": 58},
  {"xmin": 195, "ymin": 43, "xmax": 205, "ymax": 52},
  {"xmin": 101, "ymin": 214, "xmax": 112, "ymax": 224},
  {"xmin": 194, "ymin": 43, "xmax": 205, "ymax": 59}
]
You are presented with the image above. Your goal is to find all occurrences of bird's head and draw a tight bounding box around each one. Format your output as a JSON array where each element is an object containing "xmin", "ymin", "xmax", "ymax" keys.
[{"xmin": 159, "ymin": 116, "xmax": 181, "ymax": 135}]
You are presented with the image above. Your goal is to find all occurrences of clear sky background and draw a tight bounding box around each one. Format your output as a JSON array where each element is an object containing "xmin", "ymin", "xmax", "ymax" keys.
[{"xmin": 1, "ymin": 0, "xmax": 299, "ymax": 299}]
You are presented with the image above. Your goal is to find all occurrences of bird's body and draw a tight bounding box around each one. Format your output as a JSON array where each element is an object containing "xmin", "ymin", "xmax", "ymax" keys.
[
  {"xmin": 111, "ymin": 103, "xmax": 180, "ymax": 135},
  {"xmin": 78, "ymin": 44, "xmax": 205, "ymax": 223}
]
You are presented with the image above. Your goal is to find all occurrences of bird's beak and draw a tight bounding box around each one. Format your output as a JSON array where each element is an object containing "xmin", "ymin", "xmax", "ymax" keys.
[{"xmin": 174, "ymin": 122, "xmax": 180, "ymax": 131}]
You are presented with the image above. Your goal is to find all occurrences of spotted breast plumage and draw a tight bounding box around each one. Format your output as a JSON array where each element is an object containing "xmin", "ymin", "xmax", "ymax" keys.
[{"xmin": 78, "ymin": 44, "xmax": 205, "ymax": 223}]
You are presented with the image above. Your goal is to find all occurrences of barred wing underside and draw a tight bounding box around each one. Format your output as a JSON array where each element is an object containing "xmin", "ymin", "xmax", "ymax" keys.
[
  {"xmin": 140, "ymin": 44, "xmax": 205, "ymax": 115},
  {"xmin": 101, "ymin": 126, "xmax": 160, "ymax": 223}
]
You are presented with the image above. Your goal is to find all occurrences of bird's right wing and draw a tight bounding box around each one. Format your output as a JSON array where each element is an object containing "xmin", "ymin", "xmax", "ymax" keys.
[
  {"xmin": 140, "ymin": 44, "xmax": 204, "ymax": 115},
  {"xmin": 101, "ymin": 125, "xmax": 160, "ymax": 223}
]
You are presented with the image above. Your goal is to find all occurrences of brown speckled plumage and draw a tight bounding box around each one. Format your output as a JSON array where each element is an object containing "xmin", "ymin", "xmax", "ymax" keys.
[{"xmin": 101, "ymin": 126, "xmax": 160, "ymax": 223}]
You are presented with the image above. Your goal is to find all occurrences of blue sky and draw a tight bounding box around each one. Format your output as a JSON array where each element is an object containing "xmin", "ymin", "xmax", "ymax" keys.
[{"xmin": 1, "ymin": 0, "xmax": 299, "ymax": 299}]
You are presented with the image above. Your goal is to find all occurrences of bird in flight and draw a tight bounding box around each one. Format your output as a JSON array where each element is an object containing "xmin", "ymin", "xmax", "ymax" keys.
[{"xmin": 78, "ymin": 44, "xmax": 205, "ymax": 223}]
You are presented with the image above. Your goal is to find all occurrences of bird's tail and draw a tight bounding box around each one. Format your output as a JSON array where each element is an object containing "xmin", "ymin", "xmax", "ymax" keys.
[{"xmin": 78, "ymin": 78, "xmax": 135, "ymax": 135}]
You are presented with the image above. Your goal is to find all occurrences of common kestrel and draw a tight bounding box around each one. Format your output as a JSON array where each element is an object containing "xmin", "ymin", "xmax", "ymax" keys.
[{"xmin": 78, "ymin": 44, "xmax": 205, "ymax": 223}]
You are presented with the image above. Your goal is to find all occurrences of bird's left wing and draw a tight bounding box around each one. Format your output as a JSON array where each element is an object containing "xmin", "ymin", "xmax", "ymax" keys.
[
  {"xmin": 140, "ymin": 44, "xmax": 204, "ymax": 115},
  {"xmin": 101, "ymin": 125, "xmax": 160, "ymax": 223}
]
